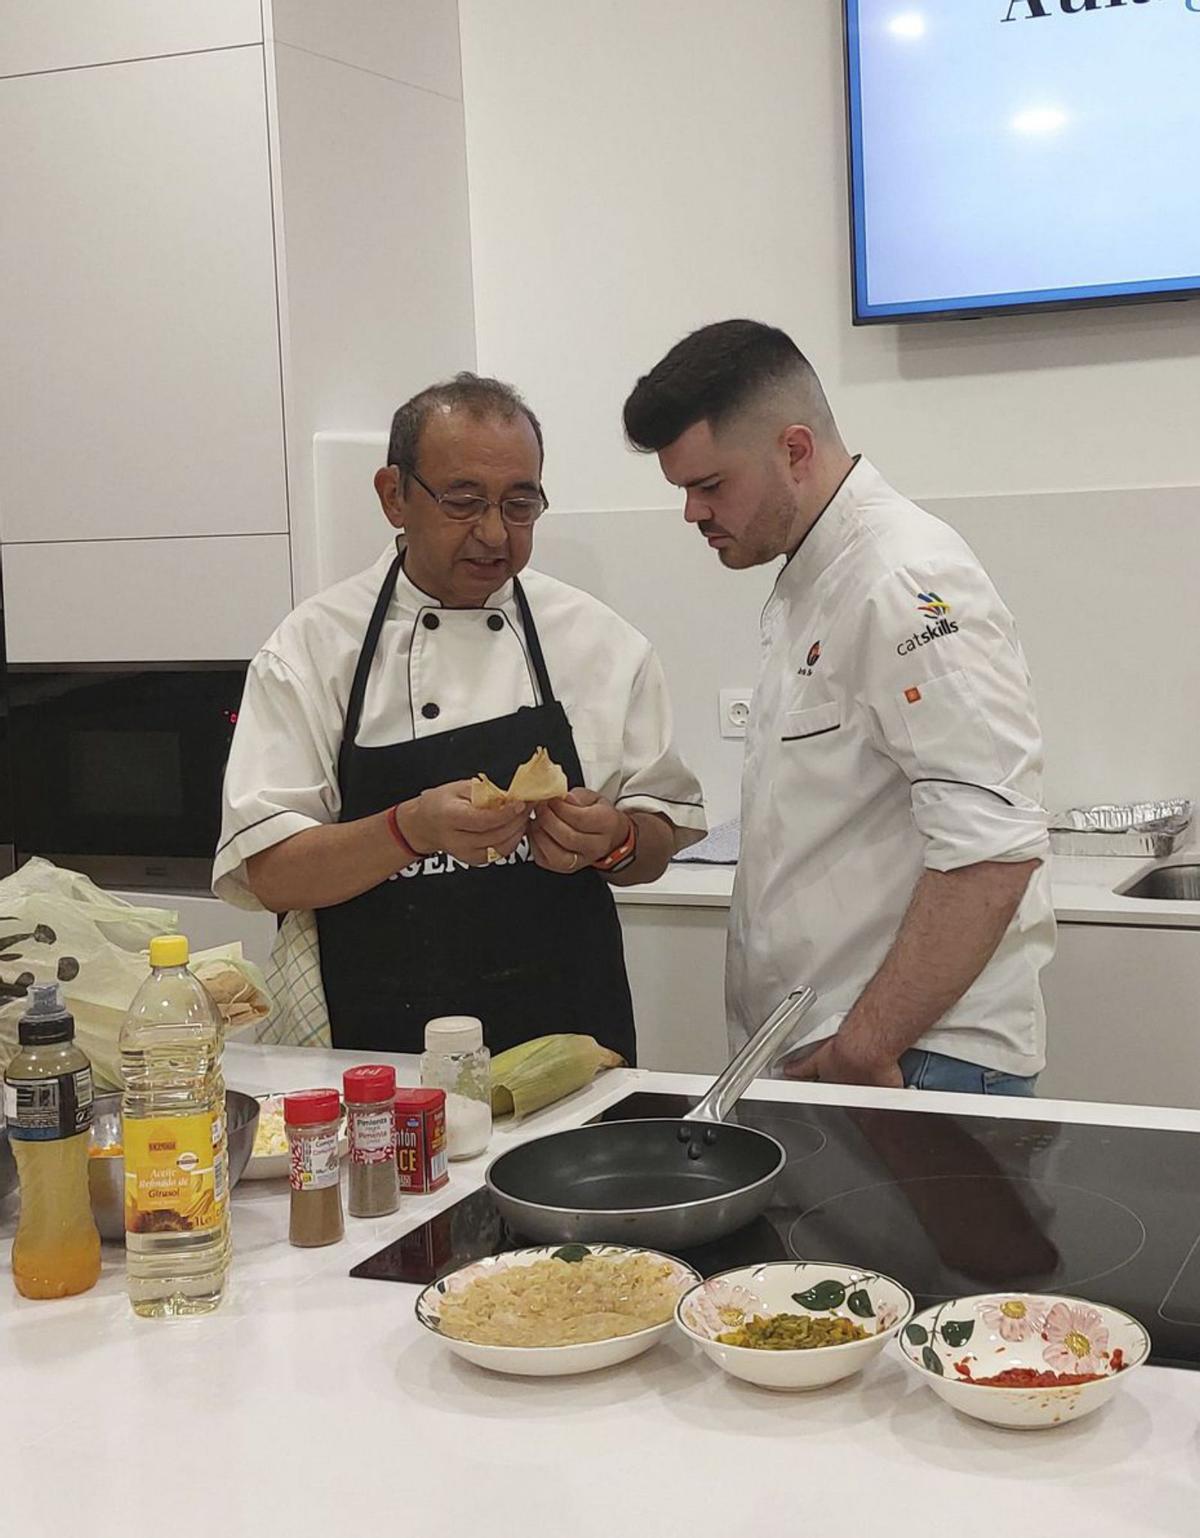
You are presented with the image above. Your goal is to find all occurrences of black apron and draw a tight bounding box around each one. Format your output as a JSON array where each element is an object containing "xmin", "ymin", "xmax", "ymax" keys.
[{"xmin": 315, "ymin": 554, "xmax": 637, "ymax": 1063}]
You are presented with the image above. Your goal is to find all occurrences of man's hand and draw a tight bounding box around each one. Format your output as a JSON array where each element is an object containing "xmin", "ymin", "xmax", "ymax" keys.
[
  {"xmin": 782, "ymin": 1035, "xmax": 904, "ymax": 1090},
  {"xmin": 397, "ymin": 781, "xmax": 529, "ymax": 867},
  {"xmin": 529, "ymin": 788, "xmax": 628, "ymax": 875}
]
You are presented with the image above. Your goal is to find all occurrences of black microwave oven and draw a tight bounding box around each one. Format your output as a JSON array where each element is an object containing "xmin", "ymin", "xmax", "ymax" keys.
[{"xmin": 7, "ymin": 662, "xmax": 249, "ymax": 890}]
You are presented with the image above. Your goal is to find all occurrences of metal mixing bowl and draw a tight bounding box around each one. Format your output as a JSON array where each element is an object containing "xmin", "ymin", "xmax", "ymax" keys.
[{"xmin": 88, "ymin": 1089, "xmax": 260, "ymax": 1242}]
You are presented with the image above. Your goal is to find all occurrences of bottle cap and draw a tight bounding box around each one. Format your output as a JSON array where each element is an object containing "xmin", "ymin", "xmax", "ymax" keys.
[
  {"xmin": 343, "ymin": 1065, "xmax": 397, "ymax": 1104},
  {"xmin": 283, "ymin": 1089, "xmax": 342, "ymax": 1126},
  {"xmin": 394, "ymin": 1087, "xmax": 446, "ymax": 1117},
  {"xmin": 424, "ymin": 1016, "xmax": 484, "ymax": 1055},
  {"xmin": 17, "ymin": 983, "xmax": 76, "ymax": 1046},
  {"xmin": 149, "ymin": 935, "xmax": 189, "ymax": 968}
]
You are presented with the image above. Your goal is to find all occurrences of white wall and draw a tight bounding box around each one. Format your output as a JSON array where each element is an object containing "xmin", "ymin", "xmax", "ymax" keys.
[
  {"xmin": 458, "ymin": 0, "xmax": 1200, "ymax": 819},
  {"xmin": 459, "ymin": 0, "xmax": 1200, "ymax": 509}
]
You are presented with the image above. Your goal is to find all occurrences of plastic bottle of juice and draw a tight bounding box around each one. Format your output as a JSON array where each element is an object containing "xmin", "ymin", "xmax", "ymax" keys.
[
  {"xmin": 3, "ymin": 984, "xmax": 102, "ymax": 1299},
  {"xmin": 119, "ymin": 935, "xmax": 230, "ymax": 1317}
]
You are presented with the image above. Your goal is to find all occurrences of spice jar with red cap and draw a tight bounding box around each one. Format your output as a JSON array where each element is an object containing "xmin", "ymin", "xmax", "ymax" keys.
[
  {"xmin": 343, "ymin": 1065, "xmax": 400, "ymax": 1218},
  {"xmin": 284, "ymin": 1089, "xmax": 345, "ymax": 1247}
]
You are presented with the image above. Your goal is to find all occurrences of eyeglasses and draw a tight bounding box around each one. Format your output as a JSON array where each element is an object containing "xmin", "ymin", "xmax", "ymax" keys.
[{"xmin": 406, "ymin": 468, "xmax": 548, "ymax": 527}]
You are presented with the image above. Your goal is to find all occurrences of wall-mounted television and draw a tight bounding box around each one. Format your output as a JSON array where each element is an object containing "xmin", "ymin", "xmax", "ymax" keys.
[{"xmin": 843, "ymin": 0, "xmax": 1200, "ymax": 323}]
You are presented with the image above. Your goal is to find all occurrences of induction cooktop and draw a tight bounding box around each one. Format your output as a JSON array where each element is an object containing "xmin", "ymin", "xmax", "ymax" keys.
[{"xmin": 350, "ymin": 1091, "xmax": 1200, "ymax": 1370}]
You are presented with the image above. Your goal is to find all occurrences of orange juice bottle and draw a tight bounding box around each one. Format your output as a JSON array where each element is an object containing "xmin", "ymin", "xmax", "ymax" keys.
[{"xmin": 3, "ymin": 984, "xmax": 101, "ymax": 1299}]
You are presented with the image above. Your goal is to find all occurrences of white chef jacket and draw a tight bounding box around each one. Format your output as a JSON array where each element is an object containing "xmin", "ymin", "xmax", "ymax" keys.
[
  {"xmin": 727, "ymin": 458, "xmax": 1056, "ymax": 1077},
  {"xmin": 215, "ymin": 540, "xmax": 707, "ymax": 907}
]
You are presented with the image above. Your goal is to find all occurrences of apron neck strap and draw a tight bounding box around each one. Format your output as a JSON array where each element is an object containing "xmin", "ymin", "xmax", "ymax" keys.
[
  {"xmin": 344, "ymin": 552, "xmax": 404, "ymax": 747},
  {"xmin": 514, "ymin": 577, "xmax": 557, "ymax": 705},
  {"xmin": 344, "ymin": 560, "xmax": 558, "ymax": 750}
]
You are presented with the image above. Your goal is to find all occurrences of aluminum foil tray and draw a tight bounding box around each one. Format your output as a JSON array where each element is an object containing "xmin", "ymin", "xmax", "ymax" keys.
[{"xmin": 1049, "ymin": 799, "xmax": 1193, "ymax": 858}]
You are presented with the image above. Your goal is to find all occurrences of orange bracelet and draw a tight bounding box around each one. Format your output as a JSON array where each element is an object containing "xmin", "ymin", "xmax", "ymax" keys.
[
  {"xmin": 385, "ymin": 804, "xmax": 420, "ymax": 867},
  {"xmin": 592, "ymin": 813, "xmax": 638, "ymax": 873}
]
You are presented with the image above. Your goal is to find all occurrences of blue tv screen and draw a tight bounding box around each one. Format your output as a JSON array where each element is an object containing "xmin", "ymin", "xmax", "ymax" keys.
[{"xmin": 843, "ymin": 0, "xmax": 1200, "ymax": 322}]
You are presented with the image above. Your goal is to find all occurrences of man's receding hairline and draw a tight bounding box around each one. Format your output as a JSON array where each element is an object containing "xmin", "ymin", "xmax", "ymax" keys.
[{"xmin": 416, "ymin": 399, "xmax": 542, "ymax": 451}]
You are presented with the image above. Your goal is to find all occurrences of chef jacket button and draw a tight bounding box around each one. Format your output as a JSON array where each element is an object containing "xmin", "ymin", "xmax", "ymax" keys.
[
  {"xmin": 421, "ymin": 702, "xmax": 440, "ymax": 720},
  {"xmin": 487, "ymin": 613, "xmax": 504, "ymax": 632},
  {"xmin": 422, "ymin": 612, "xmax": 440, "ymax": 630}
]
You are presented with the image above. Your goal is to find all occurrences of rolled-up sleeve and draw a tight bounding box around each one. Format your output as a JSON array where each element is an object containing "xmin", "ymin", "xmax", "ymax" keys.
[
  {"xmin": 212, "ymin": 651, "xmax": 341, "ymax": 910},
  {"xmin": 612, "ymin": 647, "xmax": 708, "ymax": 852},
  {"xmin": 855, "ymin": 561, "xmax": 1050, "ymax": 872}
]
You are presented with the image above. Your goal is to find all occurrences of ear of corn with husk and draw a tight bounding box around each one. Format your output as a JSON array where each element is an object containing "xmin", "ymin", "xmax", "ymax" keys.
[{"xmin": 490, "ymin": 1034, "xmax": 624, "ymax": 1119}]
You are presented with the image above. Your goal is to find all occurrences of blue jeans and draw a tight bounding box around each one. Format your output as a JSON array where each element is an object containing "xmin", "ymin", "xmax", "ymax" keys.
[{"xmin": 900, "ymin": 1048, "xmax": 1038, "ymax": 1097}]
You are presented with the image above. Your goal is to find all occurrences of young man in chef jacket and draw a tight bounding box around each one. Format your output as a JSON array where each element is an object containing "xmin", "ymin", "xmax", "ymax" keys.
[
  {"xmin": 624, "ymin": 321, "xmax": 1055, "ymax": 1095},
  {"xmin": 214, "ymin": 373, "xmax": 706, "ymax": 1057}
]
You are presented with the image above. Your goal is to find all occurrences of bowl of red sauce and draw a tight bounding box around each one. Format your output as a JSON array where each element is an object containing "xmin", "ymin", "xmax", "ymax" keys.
[{"xmin": 897, "ymin": 1292, "xmax": 1150, "ymax": 1429}]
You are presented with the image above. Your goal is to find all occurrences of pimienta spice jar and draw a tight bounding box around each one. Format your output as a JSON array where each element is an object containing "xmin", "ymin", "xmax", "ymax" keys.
[{"xmin": 343, "ymin": 1065, "xmax": 400, "ymax": 1219}]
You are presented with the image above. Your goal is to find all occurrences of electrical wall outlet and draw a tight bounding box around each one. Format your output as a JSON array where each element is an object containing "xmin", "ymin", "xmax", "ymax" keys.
[{"xmin": 719, "ymin": 689, "xmax": 753, "ymax": 739}]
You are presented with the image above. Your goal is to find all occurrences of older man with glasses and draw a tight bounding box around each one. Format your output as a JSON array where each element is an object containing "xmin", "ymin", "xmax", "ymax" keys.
[{"xmin": 214, "ymin": 373, "xmax": 706, "ymax": 1057}]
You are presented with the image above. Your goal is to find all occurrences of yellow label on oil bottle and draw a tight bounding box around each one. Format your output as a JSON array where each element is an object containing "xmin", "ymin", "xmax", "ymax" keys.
[{"xmin": 123, "ymin": 1112, "xmax": 226, "ymax": 1236}]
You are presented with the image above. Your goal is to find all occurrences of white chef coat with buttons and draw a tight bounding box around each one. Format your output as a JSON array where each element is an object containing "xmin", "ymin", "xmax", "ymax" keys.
[
  {"xmin": 727, "ymin": 458, "xmax": 1055, "ymax": 1077},
  {"xmin": 214, "ymin": 541, "xmax": 707, "ymax": 908}
]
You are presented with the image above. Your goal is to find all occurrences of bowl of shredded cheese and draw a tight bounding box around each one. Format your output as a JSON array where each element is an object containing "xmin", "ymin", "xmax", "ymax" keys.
[
  {"xmin": 416, "ymin": 1244, "xmax": 700, "ymax": 1376},
  {"xmin": 243, "ymin": 1093, "xmax": 347, "ymax": 1180}
]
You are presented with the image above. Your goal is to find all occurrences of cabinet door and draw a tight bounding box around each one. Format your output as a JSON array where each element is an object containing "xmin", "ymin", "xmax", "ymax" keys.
[
  {"xmin": 0, "ymin": 1, "xmax": 261, "ymax": 77},
  {"xmin": 0, "ymin": 47, "xmax": 286, "ymax": 544},
  {"xmin": 617, "ymin": 905, "xmax": 730, "ymax": 1074},
  {"xmin": 1040, "ymin": 923, "xmax": 1200, "ymax": 1110},
  {"xmin": 3, "ymin": 536, "xmax": 293, "ymax": 663}
]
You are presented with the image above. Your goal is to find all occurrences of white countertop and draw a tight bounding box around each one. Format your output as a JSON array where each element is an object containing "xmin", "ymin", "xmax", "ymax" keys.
[
  {"xmin": 616, "ymin": 849, "xmax": 1200, "ymax": 927},
  {"xmin": 4, "ymin": 1044, "xmax": 1200, "ymax": 1538}
]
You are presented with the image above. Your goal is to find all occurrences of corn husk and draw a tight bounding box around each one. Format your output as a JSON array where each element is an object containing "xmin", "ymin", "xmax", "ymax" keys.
[
  {"xmin": 490, "ymin": 1034, "xmax": 624, "ymax": 1119},
  {"xmin": 470, "ymin": 747, "xmax": 567, "ymax": 810}
]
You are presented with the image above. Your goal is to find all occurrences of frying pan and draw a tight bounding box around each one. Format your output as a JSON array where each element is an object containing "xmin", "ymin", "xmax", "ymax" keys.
[{"xmin": 485, "ymin": 987, "xmax": 816, "ymax": 1249}]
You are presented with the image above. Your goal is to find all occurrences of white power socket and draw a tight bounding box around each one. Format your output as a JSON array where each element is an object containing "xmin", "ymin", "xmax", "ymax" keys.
[{"xmin": 719, "ymin": 689, "xmax": 753, "ymax": 739}]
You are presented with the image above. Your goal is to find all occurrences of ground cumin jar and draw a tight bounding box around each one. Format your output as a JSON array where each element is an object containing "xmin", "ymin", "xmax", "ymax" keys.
[{"xmin": 284, "ymin": 1089, "xmax": 345, "ymax": 1247}]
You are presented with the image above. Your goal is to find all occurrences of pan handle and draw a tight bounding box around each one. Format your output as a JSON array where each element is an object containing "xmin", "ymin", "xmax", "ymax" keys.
[{"xmin": 687, "ymin": 986, "xmax": 817, "ymax": 1125}]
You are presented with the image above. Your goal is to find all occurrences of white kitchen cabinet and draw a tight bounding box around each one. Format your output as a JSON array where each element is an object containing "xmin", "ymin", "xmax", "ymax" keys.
[
  {"xmin": 617, "ymin": 902, "xmax": 729, "ymax": 1074},
  {"xmin": 3, "ymin": 535, "xmax": 293, "ymax": 663},
  {"xmin": 1040, "ymin": 922, "xmax": 1200, "ymax": 1111},
  {"xmin": 0, "ymin": 0, "xmax": 261, "ymax": 77},
  {"xmin": 0, "ymin": 47, "xmax": 286, "ymax": 545},
  {"xmin": 270, "ymin": 37, "xmax": 475, "ymax": 600},
  {"xmin": 268, "ymin": 0, "xmax": 462, "ymax": 100},
  {"xmin": 618, "ymin": 893, "xmax": 1200, "ymax": 1110}
]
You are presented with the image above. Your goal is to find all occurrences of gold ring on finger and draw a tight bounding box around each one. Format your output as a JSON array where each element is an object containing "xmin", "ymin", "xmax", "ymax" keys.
[{"xmin": 567, "ymin": 852, "xmax": 579, "ymax": 871}]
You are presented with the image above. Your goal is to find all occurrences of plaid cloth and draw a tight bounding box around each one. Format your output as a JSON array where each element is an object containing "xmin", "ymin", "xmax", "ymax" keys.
[{"xmin": 257, "ymin": 909, "xmax": 333, "ymax": 1048}]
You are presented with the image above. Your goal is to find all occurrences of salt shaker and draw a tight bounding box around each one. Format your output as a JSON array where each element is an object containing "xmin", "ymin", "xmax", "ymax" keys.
[{"xmin": 420, "ymin": 1016, "xmax": 491, "ymax": 1160}]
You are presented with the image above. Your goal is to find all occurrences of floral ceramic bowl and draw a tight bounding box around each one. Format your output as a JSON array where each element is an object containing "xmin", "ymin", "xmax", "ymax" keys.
[
  {"xmin": 676, "ymin": 1261, "xmax": 915, "ymax": 1391},
  {"xmin": 898, "ymin": 1292, "xmax": 1150, "ymax": 1429},
  {"xmin": 416, "ymin": 1244, "xmax": 700, "ymax": 1377}
]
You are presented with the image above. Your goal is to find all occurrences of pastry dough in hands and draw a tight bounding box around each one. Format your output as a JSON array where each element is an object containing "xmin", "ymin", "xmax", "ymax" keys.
[{"xmin": 470, "ymin": 747, "xmax": 567, "ymax": 809}]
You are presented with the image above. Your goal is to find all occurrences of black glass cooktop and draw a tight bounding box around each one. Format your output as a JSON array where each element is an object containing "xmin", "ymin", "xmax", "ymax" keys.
[{"xmin": 350, "ymin": 1091, "xmax": 1200, "ymax": 1370}]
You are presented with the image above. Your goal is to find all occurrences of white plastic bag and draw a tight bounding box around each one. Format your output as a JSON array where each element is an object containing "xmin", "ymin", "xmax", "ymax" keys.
[{"xmin": 0, "ymin": 858, "xmax": 269, "ymax": 1089}]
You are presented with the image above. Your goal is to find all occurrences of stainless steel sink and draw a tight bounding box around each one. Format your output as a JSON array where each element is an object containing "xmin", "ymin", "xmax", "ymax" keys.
[{"xmin": 1120, "ymin": 864, "xmax": 1200, "ymax": 901}]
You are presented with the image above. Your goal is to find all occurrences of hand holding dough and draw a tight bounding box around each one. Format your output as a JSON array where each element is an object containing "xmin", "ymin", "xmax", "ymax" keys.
[{"xmin": 470, "ymin": 746, "xmax": 567, "ymax": 810}]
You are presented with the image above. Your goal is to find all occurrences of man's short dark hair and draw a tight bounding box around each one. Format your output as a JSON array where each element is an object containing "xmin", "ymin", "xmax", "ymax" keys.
[
  {"xmin": 387, "ymin": 371, "xmax": 544, "ymax": 478},
  {"xmin": 623, "ymin": 320, "xmax": 830, "ymax": 452}
]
